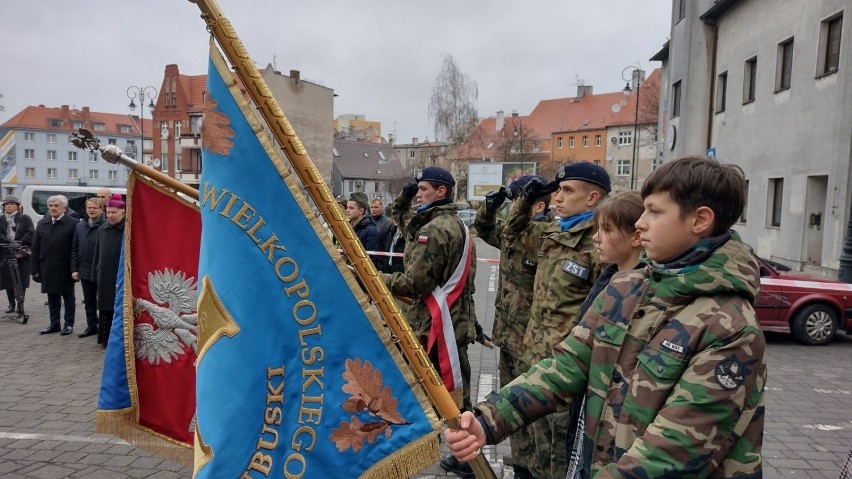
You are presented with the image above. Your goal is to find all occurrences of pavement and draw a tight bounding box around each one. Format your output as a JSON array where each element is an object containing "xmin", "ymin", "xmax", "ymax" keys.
[{"xmin": 0, "ymin": 238, "xmax": 850, "ymax": 478}]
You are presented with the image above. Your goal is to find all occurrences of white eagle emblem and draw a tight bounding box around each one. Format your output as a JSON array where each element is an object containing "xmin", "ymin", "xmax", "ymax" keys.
[{"xmin": 133, "ymin": 269, "xmax": 198, "ymax": 365}]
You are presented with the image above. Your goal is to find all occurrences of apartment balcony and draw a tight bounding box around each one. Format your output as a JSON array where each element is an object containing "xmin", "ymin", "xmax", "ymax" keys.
[
  {"xmin": 175, "ymin": 170, "xmax": 201, "ymax": 186},
  {"xmin": 179, "ymin": 136, "xmax": 203, "ymax": 150}
]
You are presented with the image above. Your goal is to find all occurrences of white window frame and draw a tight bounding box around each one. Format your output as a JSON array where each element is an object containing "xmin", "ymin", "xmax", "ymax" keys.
[
  {"xmin": 68, "ymin": 151, "xmax": 77, "ymax": 162},
  {"xmin": 25, "ymin": 167, "xmax": 36, "ymax": 179},
  {"xmin": 24, "ymin": 132, "xmax": 34, "ymax": 142},
  {"xmin": 595, "ymin": 134, "xmax": 602, "ymax": 147},
  {"xmin": 616, "ymin": 160, "xmax": 631, "ymax": 177},
  {"xmin": 557, "ymin": 137, "xmax": 563, "ymax": 149},
  {"xmin": 24, "ymin": 149, "xmax": 35, "ymax": 160},
  {"xmin": 46, "ymin": 150, "xmax": 57, "ymax": 160},
  {"xmin": 68, "ymin": 169, "xmax": 78, "ymax": 180},
  {"xmin": 47, "ymin": 133, "xmax": 56, "ymax": 143},
  {"xmin": 46, "ymin": 168, "xmax": 57, "ymax": 179},
  {"xmin": 89, "ymin": 170, "xmax": 99, "ymax": 180},
  {"xmin": 618, "ymin": 131, "xmax": 632, "ymax": 146}
]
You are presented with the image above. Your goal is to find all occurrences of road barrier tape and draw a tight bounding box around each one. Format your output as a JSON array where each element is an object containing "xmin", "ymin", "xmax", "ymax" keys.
[{"xmin": 338, "ymin": 249, "xmax": 500, "ymax": 263}]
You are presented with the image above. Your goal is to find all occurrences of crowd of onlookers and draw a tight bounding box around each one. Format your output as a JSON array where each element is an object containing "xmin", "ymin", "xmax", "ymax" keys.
[{"xmin": 0, "ymin": 187, "xmax": 126, "ymax": 347}]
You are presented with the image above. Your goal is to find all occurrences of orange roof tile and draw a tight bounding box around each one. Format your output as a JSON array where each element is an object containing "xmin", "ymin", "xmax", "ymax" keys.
[
  {"xmin": 455, "ymin": 68, "xmax": 661, "ymax": 160},
  {"xmin": 1, "ymin": 104, "xmax": 152, "ymax": 138}
]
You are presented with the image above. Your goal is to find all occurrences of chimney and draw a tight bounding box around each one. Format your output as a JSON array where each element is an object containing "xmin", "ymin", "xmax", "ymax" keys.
[
  {"xmin": 388, "ymin": 133, "xmax": 394, "ymax": 145},
  {"xmin": 412, "ymin": 137, "xmax": 418, "ymax": 145},
  {"xmin": 577, "ymin": 85, "xmax": 593, "ymax": 98},
  {"xmin": 61, "ymin": 105, "xmax": 70, "ymax": 119},
  {"xmin": 496, "ymin": 110, "xmax": 505, "ymax": 131},
  {"xmin": 631, "ymin": 69, "xmax": 646, "ymax": 92},
  {"xmin": 290, "ymin": 69, "xmax": 300, "ymax": 84},
  {"xmin": 82, "ymin": 106, "xmax": 90, "ymax": 120}
]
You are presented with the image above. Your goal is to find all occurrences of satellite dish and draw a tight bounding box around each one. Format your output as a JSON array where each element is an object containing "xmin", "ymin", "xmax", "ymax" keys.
[
  {"xmin": 153, "ymin": 158, "xmax": 162, "ymax": 167},
  {"xmin": 611, "ymin": 103, "xmax": 621, "ymax": 113},
  {"xmin": 619, "ymin": 99, "xmax": 628, "ymax": 107},
  {"xmin": 606, "ymin": 153, "xmax": 614, "ymax": 162}
]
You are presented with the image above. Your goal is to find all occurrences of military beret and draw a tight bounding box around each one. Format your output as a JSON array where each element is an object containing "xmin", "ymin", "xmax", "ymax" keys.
[
  {"xmin": 555, "ymin": 162, "xmax": 611, "ymax": 193},
  {"xmin": 415, "ymin": 166, "xmax": 455, "ymax": 187},
  {"xmin": 349, "ymin": 191, "xmax": 369, "ymax": 209}
]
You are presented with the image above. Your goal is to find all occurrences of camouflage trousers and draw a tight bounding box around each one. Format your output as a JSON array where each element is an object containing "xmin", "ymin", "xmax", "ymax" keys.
[
  {"xmin": 529, "ymin": 407, "xmax": 572, "ymax": 479},
  {"xmin": 498, "ymin": 349, "xmax": 534, "ymax": 472}
]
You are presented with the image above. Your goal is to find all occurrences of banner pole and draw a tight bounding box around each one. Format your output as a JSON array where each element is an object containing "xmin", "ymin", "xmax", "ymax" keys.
[{"xmin": 188, "ymin": 1, "xmax": 495, "ymax": 477}]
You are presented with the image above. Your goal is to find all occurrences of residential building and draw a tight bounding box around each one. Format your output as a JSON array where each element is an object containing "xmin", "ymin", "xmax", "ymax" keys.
[
  {"xmin": 332, "ymin": 139, "xmax": 408, "ymax": 205},
  {"xmin": 392, "ymin": 137, "xmax": 451, "ymax": 177},
  {"xmin": 0, "ymin": 105, "xmax": 150, "ymax": 197},
  {"xmin": 333, "ymin": 114, "xmax": 381, "ymax": 140},
  {"xmin": 153, "ymin": 64, "xmax": 335, "ymax": 189},
  {"xmin": 655, "ymin": 0, "xmax": 850, "ymax": 276},
  {"xmin": 454, "ymin": 72, "xmax": 661, "ymax": 199}
]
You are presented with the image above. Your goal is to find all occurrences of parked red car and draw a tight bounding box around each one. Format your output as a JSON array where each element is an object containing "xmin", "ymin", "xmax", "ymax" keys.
[{"xmin": 755, "ymin": 256, "xmax": 852, "ymax": 345}]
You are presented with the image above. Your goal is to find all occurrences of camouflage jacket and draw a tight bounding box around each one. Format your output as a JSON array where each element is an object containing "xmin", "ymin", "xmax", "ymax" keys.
[
  {"xmin": 474, "ymin": 233, "xmax": 766, "ymax": 478},
  {"xmin": 385, "ymin": 195, "xmax": 476, "ymax": 347},
  {"xmin": 475, "ymin": 200, "xmax": 542, "ymax": 358},
  {"xmin": 504, "ymin": 198, "xmax": 601, "ymax": 364}
]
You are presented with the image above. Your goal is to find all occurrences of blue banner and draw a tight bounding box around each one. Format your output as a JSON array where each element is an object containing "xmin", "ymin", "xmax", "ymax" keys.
[{"xmin": 194, "ymin": 45, "xmax": 439, "ymax": 479}]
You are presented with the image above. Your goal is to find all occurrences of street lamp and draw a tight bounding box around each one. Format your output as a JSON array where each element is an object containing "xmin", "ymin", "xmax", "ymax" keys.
[
  {"xmin": 512, "ymin": 115, "xmax": 525, "ymax": 175},
  {"xmin": 622, "ymin": 66, "xmax": 642, "ymax": 190},
  {"xmin": 127, "ymin": 86, "xmax": 157, "ymax": 164}
]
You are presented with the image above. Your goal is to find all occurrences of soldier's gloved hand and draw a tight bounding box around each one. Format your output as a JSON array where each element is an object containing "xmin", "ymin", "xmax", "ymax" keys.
[
  {"xmin": 31, "ymin": 273, "xmax": 42, "ymax": 283},
  {"xmin": 523, "ymin": 177, "xmax": 558, "ymax": 202},
  {"xmin": 484, "ymin": 187, "xmax": 507, "ymax": 213},
  {"xmin": 401, "ymin": 181, "xmax": 419, "ymax": 200},
  {"xmin": 505, "ymin": 182, "xmax": 524, "ymax": 200},
  {"xmin": 474, "ymin": 321, "xmax": 494, "ymax": 348}
]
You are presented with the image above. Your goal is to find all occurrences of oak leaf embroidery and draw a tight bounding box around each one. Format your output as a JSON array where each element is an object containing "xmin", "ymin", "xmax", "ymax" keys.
[
  {"xmin": 201, "ymin": 94, "xmax": 235, "ymax": 156},
  {"xmin": 330, "ymin": 359, "xmax": 411, "ymax": 452}
]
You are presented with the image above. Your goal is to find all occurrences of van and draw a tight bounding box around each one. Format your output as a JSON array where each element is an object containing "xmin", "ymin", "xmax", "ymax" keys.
[{"xmin": 20, "ymin": 185, "xmax": 127, "ymax": 224}]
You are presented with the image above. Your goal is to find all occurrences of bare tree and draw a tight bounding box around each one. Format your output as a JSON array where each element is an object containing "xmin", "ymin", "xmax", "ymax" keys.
[
  {"xmin": 0, "ymin": 93, "xmax": 5, "ymax": 113},
  {"xmin": 428, "ymin": 54, "xmax": 478, "ymax": 147}
]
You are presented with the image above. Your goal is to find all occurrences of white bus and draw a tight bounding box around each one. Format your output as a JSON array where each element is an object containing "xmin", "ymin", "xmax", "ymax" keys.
[{"xmin": 19, "ymin": 185, "xmax": 127, "ymax": 224}]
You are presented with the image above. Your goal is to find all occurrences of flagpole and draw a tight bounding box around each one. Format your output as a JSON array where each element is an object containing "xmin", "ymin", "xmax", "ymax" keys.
[{"xmin": 188, "ymin": 1, "xmax": 495, "ymax": 477}]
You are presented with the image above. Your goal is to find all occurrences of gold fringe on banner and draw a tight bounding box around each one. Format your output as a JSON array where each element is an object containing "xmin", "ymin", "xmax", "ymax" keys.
[
  {"xmin": 361, "ymin": 433, "xmax": 440, "ymax": 479},
  {"xmin": 96, "ymin": 409, "xmax": 193, "ymax": 465}
]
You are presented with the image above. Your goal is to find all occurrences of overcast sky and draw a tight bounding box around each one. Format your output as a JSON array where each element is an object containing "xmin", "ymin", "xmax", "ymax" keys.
[{"xmin": 0, "ymin": 0, "xmax": 671, "ymax": 145}]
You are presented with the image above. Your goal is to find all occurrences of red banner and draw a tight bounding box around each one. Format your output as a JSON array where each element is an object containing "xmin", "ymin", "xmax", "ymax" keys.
[{"xmin": 128, "ymin": 174, "xmax": 200, "ymax": 445}]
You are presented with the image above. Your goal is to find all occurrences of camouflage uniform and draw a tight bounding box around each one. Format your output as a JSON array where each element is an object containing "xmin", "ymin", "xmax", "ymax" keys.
[
  {"xmin": 385, "ymin": 193, "xmax": 476, "ymax": 410},
  {"xmin": 504, "ymin": 196, "xmax": 602, "ymax": 479},
  {"xmin": 474, "ymin": 232, "xmax": 767, "ymax": 478},
  {"xmin": 474, "ymin": 199, "xmax": 543, "ymax": 472}
]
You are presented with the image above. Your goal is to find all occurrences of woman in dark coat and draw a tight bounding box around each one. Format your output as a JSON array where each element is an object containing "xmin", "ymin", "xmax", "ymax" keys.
[
  {"xmin": 0, "ymin": 196, "xmax": 35, "ymax": 313},
  {"xmin": 71, "ymin": 197, "xmax": 104, "ymax": 338},
  {"xmin": 93, "ymin": 194, "xmax": 125, "ymax": 346}
]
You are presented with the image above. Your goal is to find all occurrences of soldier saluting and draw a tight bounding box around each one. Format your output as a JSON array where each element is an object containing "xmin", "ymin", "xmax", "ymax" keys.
[{"xmin": 381, "ymin": 167, "xmax": 477, "ymax": 416}]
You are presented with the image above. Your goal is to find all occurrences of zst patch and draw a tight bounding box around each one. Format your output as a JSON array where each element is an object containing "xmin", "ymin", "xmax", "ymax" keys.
[
  {"xmin": 561, "ymin": 259, "xmax": 590, "ymax": 280},
  {"xmin": 714, "ymin": 358, "xmax": 745, "ymax": 390}
]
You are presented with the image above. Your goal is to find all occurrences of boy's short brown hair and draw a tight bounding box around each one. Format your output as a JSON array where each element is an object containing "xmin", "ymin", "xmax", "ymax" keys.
[{"xmin": 641, "ymin": 156, "xmax": 745, "ymax": 235}]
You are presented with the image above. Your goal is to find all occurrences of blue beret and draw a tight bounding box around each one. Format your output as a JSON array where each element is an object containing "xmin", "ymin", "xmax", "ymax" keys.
[
  {"xmin": 555, "ymin": 162, "xmax": 611, "ymax": 193},
  {"xmin": 416, "ymin": 166, "xmax": 455, "ymax": 187}
]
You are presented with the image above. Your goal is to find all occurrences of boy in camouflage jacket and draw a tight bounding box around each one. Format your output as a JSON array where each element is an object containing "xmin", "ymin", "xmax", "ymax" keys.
[{"xmin": 445, "ymin": 156, "xmax": 767, "ymax": 478}]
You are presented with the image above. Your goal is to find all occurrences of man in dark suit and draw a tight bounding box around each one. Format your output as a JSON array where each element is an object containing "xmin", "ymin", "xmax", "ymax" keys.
[{"xmin": 31, "ymin": 195, "xmax": 78, "ymax": 335}]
